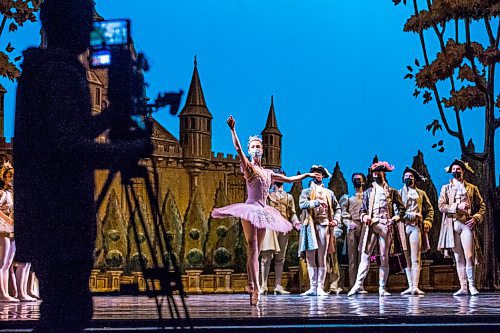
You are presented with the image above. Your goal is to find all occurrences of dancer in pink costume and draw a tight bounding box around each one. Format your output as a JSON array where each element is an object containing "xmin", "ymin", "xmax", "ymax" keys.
[{"xmin": 212, "ymin": 116, "xmax": 320, "ymax": 306}]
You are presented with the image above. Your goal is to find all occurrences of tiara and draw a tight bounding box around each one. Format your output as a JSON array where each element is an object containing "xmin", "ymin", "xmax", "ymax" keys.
[{"xmin": 247, "ymin": 135, "xmax": 263, "ymax": 147}]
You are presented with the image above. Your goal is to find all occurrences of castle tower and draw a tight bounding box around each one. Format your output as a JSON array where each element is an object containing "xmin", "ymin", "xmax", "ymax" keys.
[
  {"xmin": 179, "ymin": 56, "xmax": 213, "ymax": 190},
  {"xmin": 261, "ymin": 95, "xmax": 282, "ymax": 169}
]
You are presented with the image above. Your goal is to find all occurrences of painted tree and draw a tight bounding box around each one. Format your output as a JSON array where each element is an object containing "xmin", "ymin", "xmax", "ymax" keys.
[
  {"xmin": 0, "ymin": 0, "xmax": 40, "ymax": 80},
  {"xmin": 392, "ymin": 0, "xmax": 499, "ymax": 288},
  {"xmin": 203, "ymin": 182, "xmax": 237, "ymax": 269},
  {"xmin": 160, "ymin": 190, "xmax": 183, "ymax": 254},
  {"xmin": 183, "ymin": 188, "xmax": 207, "ymax": 270},
  {"xmin": 101, "ymin": 189, "xmax": 127, "ymax": 270}
]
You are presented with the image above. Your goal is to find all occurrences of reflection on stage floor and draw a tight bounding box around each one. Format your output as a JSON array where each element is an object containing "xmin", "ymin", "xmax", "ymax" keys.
[{"xmin": 1, "ymin": 293, "xmax": 499, "ymax": 322}]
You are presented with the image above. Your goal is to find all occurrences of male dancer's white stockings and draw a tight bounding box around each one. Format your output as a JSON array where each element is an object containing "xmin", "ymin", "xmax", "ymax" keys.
[
  {"xmin": 401, "ymin": 224, "xmax": 424, "ymax": 295},
  {"xmin": 452, "ymin": 221, "xmax": 478, "ymax": 296}
]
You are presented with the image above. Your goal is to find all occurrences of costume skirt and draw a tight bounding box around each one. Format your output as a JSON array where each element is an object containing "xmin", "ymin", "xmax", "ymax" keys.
[{"xmin": 212, "ymin": 202, "xmax": 292, "ymax": 233}]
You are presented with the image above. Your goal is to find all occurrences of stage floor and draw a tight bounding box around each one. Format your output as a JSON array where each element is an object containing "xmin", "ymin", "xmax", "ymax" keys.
[{"xmin": 1, "ymin": 293, "xmax": 500, "ymax": 331}]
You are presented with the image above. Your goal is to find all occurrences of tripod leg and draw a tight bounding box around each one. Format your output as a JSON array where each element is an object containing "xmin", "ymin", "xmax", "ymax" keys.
[
  {"xmin": 141, "ymin": 166, "xmax": 191, "ymax": 324},
  {"xmin": 95, "ymin": 168, "xmax": 119, "ymax": 213}
]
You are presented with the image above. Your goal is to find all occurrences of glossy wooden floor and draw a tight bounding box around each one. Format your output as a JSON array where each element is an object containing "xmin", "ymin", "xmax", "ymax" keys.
[{"xmin": 1, "ymin": 293, "xmax": 499, "ymax": 332}]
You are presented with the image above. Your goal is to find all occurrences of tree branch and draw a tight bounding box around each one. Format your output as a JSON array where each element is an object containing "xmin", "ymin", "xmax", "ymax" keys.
[
  {"xmin": 496, "ymin": 18, "xmax": 500, "ymax": 49},
  {"xmin": 465, "ymin": 18, "xmax": 488, "ymax": 93},
  {"xmin": 414, "ymin": 0, "xmax": 463, "ymax": 150},
  {"xmin": 484, "ymin": 17, "xmax": 495, "ymax": 47},
  {"xmin": 462, "ymin": 148, "xmax": 487, "ymax": 162},
  {"xmin": 0, "ymin": 15, "xmax": 7, "ymax": 39},
  {"xmin": 431, "ymin": 84, "xmax": 461, "ymax": 139}
]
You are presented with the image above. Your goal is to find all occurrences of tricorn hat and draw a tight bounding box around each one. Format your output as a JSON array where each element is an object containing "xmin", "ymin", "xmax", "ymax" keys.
[
  {"xmin": 370, "ymin": 161, "xmax": 395, "ymax": 173},
  {"xmin": 444, "ymin": 159, "xmax": 474, "ymax": 174},
  {"xmin": 402, "ymin": 166, "xmax": 426, "ymax": 182},
  {"xmin": 310, "ymin": 165, "xmax": 331, "ymax": 178}
]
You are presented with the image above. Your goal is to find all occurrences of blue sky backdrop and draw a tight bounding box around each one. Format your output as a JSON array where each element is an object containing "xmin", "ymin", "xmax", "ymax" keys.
[{"xmin": 2, "ymin": 0, "xmax": 499, "ymax": 191}]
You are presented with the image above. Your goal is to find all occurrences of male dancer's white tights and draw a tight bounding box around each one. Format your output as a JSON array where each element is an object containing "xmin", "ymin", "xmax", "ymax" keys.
[
  {"xmin": 452, "ymin": 221, "xmax": 478, "ymax": 295},
  {"xmin": 402, "ymin": 224, "xmax": 422, "ymax": 295},
  {"xmin": 351, "ymin": 222, "xmax": 391, "ymax": 295},
  {"xmin": 304, "ymin": 225, "xmax": 330, "ymax": 294}
]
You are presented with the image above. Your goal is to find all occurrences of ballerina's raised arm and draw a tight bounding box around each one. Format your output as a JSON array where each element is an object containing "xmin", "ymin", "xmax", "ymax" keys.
[{"xmin": 226, "ymin": 115, "xmax": 251, "ymax": 169}]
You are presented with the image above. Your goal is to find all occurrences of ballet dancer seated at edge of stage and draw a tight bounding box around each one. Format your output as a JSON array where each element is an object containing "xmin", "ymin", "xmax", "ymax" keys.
[{"xmin": 211, "ymin": 115, "xmax": 321, "ymax": 306}]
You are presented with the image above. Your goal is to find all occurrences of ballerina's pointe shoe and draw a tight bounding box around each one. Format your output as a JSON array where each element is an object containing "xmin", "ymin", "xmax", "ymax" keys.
[
  {"xmin": 250, "ymin": 290, "xmax": 260, "ymax": 306},
  {"xmin": 0, "ymin": 295, "xmax": 20, "ymax": 302},
  {"xmin": 27, "ymin": 293, "xmax": 41, "ymax": 300},
  {"xmin": 453, "ymin": 288, "xmax": 468, "ymax": 296},
  {"xmin": 18, "ymin": 295, "xmax": 38, "ymax": 302}
]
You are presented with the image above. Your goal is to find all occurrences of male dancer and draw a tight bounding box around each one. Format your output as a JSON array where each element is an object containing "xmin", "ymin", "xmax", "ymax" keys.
[
  {"xmin": 347, "ymin": 161, "xmax": 406, "ymax": 296},
  {"xmin": 298, "ymin": 165, "xmax": 341, "ymax": 296},
  {"xmin": 398, "ymin": 167, "xmax": 434, "ymax": 295},
  {"xmin": 339, "ymin": 173, "xmax": 367, "ymax": 292},
  {"xmin": 437, "ymin": 159, "xmax": 485, "ymax": 296},
  {"xmin": 260, "ymin": 172, "xmax": 300, "ymax": 295}
]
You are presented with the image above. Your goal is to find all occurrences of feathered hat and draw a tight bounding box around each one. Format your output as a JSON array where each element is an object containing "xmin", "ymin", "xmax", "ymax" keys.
[
  {"xmin": 444, "ymin": 159, "xmax": 474, "ymax": 174},
  {"xmin": 370, "ymin": 161, "xmax": 395, "ymax": 172}
]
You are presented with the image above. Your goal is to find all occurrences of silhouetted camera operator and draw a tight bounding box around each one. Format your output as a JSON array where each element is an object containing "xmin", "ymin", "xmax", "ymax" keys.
[{"xmin": 14, "ymin": 1, "xmax": 150, "ymax": 332}]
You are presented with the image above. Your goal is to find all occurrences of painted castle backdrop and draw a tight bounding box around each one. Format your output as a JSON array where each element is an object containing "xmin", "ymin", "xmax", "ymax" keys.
[{"xmin": 0, "ymin": 9, "xmax": 479, "ymax": 292}]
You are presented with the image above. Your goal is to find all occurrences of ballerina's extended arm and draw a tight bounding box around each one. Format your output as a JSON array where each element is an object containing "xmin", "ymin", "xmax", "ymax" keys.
[
  {"xmin": 227, "ymin": 116, "xmax": 251, "ymax": 170},
  {"xmin": 271, "ymin": 172, "xmax": 321, "ymax": 184}
]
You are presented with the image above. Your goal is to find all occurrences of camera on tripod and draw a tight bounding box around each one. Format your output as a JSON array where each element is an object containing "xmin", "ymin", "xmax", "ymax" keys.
[
  {"xmin": 89, "ymin": 19, "xmax": 183, "ymax": 141},
  {"xmin": 91, "ymin": 19, "xmax": 190, "ymax": 323}
]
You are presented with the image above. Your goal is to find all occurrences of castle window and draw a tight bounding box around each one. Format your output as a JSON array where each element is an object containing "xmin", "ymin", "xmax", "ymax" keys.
[
  {"xmin": 207, "ymin": 119, "xmax": 211, "ymax": 131},
  {"xmin": 270, "ymin": 136, "xmax": 274, "ymax": 145},
  {"xmin": 184, "ymin": 134, "xmax": 188, "ymax": 144},
  {"xmin": 190, "ymin": 118, "xmax": 196, "ymax": 129},
  {"xmin": 95, "ymin": 87, "xmax": 101, "ymax": 107}
]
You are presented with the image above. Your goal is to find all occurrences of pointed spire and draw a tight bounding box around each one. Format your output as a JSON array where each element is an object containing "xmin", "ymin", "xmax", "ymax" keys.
[
  {"xmin": 328, "ymin": 162, "xmax": 348, "ymax": 200},
  {"xmin": 179, "ymin": 56, "xmax": 212, "ymax": 118},
  {"xmin": 262, "ymin": 94, "xmax": 282, "ymax": 136}
]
